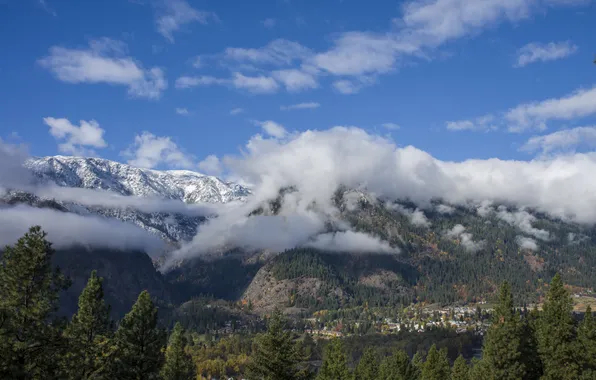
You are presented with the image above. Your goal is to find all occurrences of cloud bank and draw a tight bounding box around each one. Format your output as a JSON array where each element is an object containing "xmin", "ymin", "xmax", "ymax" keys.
[
  {"xmin": 166, "ymin": 126, "xmax": 596, "ymax": 263},
  {"xmin": 0, "ymin": 205, "xmax": 164, "ymax": 253}
]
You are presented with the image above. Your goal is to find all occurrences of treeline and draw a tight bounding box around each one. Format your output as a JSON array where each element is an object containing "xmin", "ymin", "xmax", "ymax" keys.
[{"xmin": 2, "ymin": 227, "xmax": 596, "ymax": 379}]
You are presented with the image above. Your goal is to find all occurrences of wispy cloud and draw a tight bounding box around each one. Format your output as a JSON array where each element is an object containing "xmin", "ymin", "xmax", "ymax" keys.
[
  {"xmin": 38, "ymin": 38, "xmax": 167, "ymax": 99},
  {"xmin": 446, "ymin": 115, "xmax": 497, "ymax": 132},
  {"xmin": 515, "ymin": 41, "xmax": 578, "ymax": 67},
  {"xmin": 253, "ymin": 120, "xmax": 287, "ymax": 138},
  {"xmin": 38, "ymin": 0, "xmax": 57, "ymax": 16},
  {"xmin": 230, "ymin": 108, "xmax": 244, "ymax": 115},
  {"xmin": 43, "ymin": 117, "xmax": 107, "ymax": 156},
  {"xmin": 176, "ymin": 73, "xmax": 279, "ymax": 94},
  {"xmin": 505, "ymin": 87, "xmax": 596, "ymax": 132},
  {"xmin": 155, "ymin": 0, "xmax": 218, "ymax": 43},
  {"xmin": 381, "ymin": 123, "xmax": 401, "ymax": 130},
  {"xmin": 121, "ymin": 132, "xmax": 194, "ymax": 169},
  {"xmin": 280, "ymin": 102, "xmax": 320, "ymax": 111},
  {"xmin": 262, "ymin": 18, "xmax": 276, "ymax": 29},
  {"xmin": 448, "ymin": 86, "xmax": 596, "ymax": 133},
  {"xmin": 521, "ymin": 126, "xmax": 596, "ymax": 155},
  {"xmin": 201, "ymin": 0, "xmax": 589, "ymax": 95},
  {"xmin": 272, "ymin": 69, "xmax": 318, "ymax": 92},
  {"xmin": 175, "ymin": 107, "xmax": 189, "ymax": 115}
]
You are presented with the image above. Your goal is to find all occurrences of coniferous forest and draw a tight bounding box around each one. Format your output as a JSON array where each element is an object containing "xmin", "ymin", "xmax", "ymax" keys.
[{"xmin": 1, "ymin": 226, "xmax": 596, "ymax": 379}]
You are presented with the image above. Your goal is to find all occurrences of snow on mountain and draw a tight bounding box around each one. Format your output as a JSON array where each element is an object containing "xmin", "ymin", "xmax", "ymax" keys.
[
  {"xmin": 25, "ymin": 156, "xmax": 250, "ymax": 204},
  {"xmin": 3, "ymin": 156, "xmax": 252, "ymax": 244}
]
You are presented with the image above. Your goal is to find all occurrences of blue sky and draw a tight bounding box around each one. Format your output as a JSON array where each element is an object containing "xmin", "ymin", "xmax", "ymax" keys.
[{"xmin": 1, "ymin": 0, "xmax": 595, "ymax": 172}]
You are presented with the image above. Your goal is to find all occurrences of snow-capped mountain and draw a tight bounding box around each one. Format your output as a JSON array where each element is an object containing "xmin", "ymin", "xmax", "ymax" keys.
[
  {"xmin": 25, "ymin": 156, "xmax": 249, "ymax": 204},
  {"xmin": 1, "ymin": 156, "xmax": 251, "ymax": 244}
]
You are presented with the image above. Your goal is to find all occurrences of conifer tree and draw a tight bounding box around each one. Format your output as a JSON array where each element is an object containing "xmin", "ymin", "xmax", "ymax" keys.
[
  {"xmin": 420, "ymin": 345, "xmax": 450, "ymax": 380},
  {"xmin": 62, "ymin": 270, "xmax": 113, "ymax": 379},
  {"xmin": 519, "ymin": 306, "xmax": 542, "ymax": 380},
  {"xmin": 482, "ymin": 281, "xmax": 525, "ymax": 379},
  {"xmin": 247, "ymin": 309, "xmax": 311, "ymax": 380},
  {"xmin": 0, "ymin": 226, "xmax": 70, "ymax": 379},
  {"xmin": 469, "ymin": 358, "xmax": 490, "ymax": 379},
  {"xmin": 411, "ymin": 351, "xmax": 423, "ymax": 379},
  {"xmin": 451, "ymin": 355, "xmax": 470, "ymax": 380},
  {"xmin": 578, "ymin": 305, "xmax": 596, "ymax": 378},
  {"xmin": 110, "ymin": 290, "xmax": 166, "ymax": 380},
  {"xmin": 316, "ymin": 338, "xmax": 352, "ymax": 380},
  {"xmin": 160, "ymin": 322, "xmax": 194, "ymax": 380},
  {"xmin": 537, "ymin": 274, "xmax": 579, "ymax": 380},
  {"xmin": 354, "ymin": 347, "xmax": 378, "ymax": 380},
  {"xmin": 378, "ymin": 349, "xmax": 417, "ymax": 380}
]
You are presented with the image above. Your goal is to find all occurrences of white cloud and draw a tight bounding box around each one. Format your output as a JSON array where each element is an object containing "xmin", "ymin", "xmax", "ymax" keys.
[
  {"xmin": 175, "ymin": 75, "xmax": 227, "ymax": 88},
  {"xmin": 230, "ymin": 108, "xmax": 244, "ymax": 115},
  {"xmin": 198, "ymin": 154, "xmax": 223, "ymax": 175},
  {"xmin": 333, "ymin": 80, "xmax": 360, "ymax": 94},
  {"xmin": 382, "ymin": 123, "xmax": 401, "ymax": 130},
  {"xmin": 0, "ymin": 205, "xmax": 164, "ymax": 253},
  {"xmin": 201, "ymin": 0, "xmax": 589, "ymax": 95},
  {"xmin": 262, "ymin": 18, "xmax": 276, "ymax": 29},
  {"xmin": 175, "ymin": 107, "xmax": 189, "ymax": 115},
  {"xmin": 280, "ymin": 102, "xmax": 320, "ymax": 111},
  {"xmin": 224, "ymin": 39, "xmax": 311, "ymax": 66},
  {"xmin": 254, "ymin": 120, "xmax": 287, "ymax": 139},
  {"xmin": 121, "ymin": 132, "xmax": 194, "ymax": 169},
  {"xmin": 272, "ymin": 69, "xmax": 318, "ymax": 92},
  {"xmin": 38, "ymin": 0, "xmax": 57, "ymax": 16},
  {"xmin": 43, "ymin": 117, "xmax": 107, "ymax": 156},
  {"xmin": 436, "ymin": 204, "xmax": 455, "ymax": 214},
  {"xmin": 0, "ymin": 139, "xmax": 33, "ymax": 190},
  {"xmin": 307, "ymin": 231, "xmax": 398, "ymax": 253},
  {"xmin": 505, "ymin": 87, "xmax": 596, "ymax": 132},
  {"xmin": 231, "ymin": 72, "xmax": 279, "ymax": 94},
  {"xmin": 444, "ymin": 224, "xmax": 484, "ymax": 252},
  {"xmin": 155, "ymin": 0, "xmax": 217, "ymax": 43},
  {"xmin": 496, "ymin": 208, "xmax": 550, "ymax": 240},
  {"xmin": 521, "ymin": 126, "xmax": 596, "ymax": 155},
  {"xmin": 515, "ymin": 41, "xmax": 578, "ymax": 67},
  {"xmin": 175, "ymin": 73, "xmax": 279, "ymax": 94},
  {"xmin": 165, "ymin": 126, "xmax": 596, "ymax": 262},
  {"xmin": 446, "ymin": 114, "xmax": 497, "ymax": 132},
  {"xmin": 516, "ymin": 236, "xmax": 538, "ymax": 251},
  {"xmin": 38, "ymin": 38, "xmax": 167, "ymax": 99},
  {"xmin": 449, "ymin": 86, "xmax": 596, "ymax": 133},
  {"xmin": 388, "ymin": 203, "xmax": 431, "ymax": 227}
]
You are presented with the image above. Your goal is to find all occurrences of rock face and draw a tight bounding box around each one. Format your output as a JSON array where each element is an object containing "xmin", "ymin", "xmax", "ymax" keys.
[{"xmin": 242, "ymin": 267, "xmax": 326, "ymax": 315}]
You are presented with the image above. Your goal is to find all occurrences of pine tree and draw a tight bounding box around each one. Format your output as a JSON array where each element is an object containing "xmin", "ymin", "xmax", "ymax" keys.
[
  {"xmin": 378, "ymin": 350, "xmax": 417, "ymax": 380},
  {"xmin": 537, "ymin": 274, "xmax": 579, "ymax": 380},
  {"xmin": 355, "ymin": 347, "xmax": 378, "ymax": 380},
  {"xmin": 247, "ymin": 309, "xmax": 311, "ymax": 380},
  {"xmin": 451, "ymin": 355, "xmax": 470, "ymax": 380},
  {"xmin": 316, "ymin": 338, "xmax": 352, "ymax": 380},
  {"xmin": 578, "ymin": 305, "xmax": 596, "ymax": 378},
  {"xmin": 160, "ymin": 323, "xmax": 194, "ymax": 380},
  {"xmin": 110, "ymin": 290, "xmax": 166, "ymax": 380},
  {"xmin": 469, "ymin": 358, "xmax": 490, "ymax": 379},
  {"xmin": 420, "ymin": 345, "xmax": 450, "ymax": 380},
  {"xmin": 411, "ymin": 351, "xmax": 423, "ymax": 379},
  {"xmin": 62, "ymin": 270, "xmax": 113, "ymax": 379},
  {"xmin": 519, "ymin": 307, "xmax": 542, "ymax": 380},
  {"xmin": 0, "ymin": 226, "xmax": 70, "ymax": 379},
  {"xmin": 482, "ymin": 282, "xmax": 525, "ymax": 379}
]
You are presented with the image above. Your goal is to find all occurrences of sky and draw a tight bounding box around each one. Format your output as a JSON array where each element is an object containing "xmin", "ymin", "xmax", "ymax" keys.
[{"xmin": 1, "ymin": 0, "xmax": 595, "ymax": 173}]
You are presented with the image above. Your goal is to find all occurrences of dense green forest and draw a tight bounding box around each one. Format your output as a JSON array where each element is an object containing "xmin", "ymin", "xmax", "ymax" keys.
[{"xmin": 1, "ymin": 226, "xmax": 595, "ymax": 379}]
